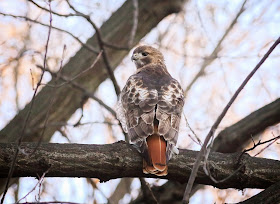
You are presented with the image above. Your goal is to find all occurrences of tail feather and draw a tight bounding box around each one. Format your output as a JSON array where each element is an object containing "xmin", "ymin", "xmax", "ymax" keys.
[
  {"xmin": 143, "ymin": 134, "xmax": 167, "ymax": 176},
  {"xmin": 147, "ymin": 134, "xmax": 167, "ymax": 171}
]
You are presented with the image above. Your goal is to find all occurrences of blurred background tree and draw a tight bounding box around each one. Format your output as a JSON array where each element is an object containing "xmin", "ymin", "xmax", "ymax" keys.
[{"xmin": 0, "ymin": 0, "xmax": 279, "ymax": 203}]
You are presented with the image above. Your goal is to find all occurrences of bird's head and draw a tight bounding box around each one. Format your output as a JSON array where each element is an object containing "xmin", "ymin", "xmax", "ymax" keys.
[{"xmin": 131, "ymin": 45, "xmax": 165, "ymax": 69}]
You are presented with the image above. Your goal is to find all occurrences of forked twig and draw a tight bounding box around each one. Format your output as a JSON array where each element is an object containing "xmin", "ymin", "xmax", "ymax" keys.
[
  {"xmin": 204, "ymin": 134, "xmax": 280, "ymax": 184},
  {"xmin": 16, "ymin": 169, "xmax": 50, "ymax": 203}
]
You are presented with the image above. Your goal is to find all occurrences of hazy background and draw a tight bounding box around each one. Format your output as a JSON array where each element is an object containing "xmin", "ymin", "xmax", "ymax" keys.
[{"xmin": 0, "ymin": 0, "xmax": 279, "ymax": 203}]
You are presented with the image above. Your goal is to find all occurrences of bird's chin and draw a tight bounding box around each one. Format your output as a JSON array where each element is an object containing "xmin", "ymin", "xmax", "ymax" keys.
[{"xmin": 135, "ymin": 60, "xmax": 145, "ymax": 68}]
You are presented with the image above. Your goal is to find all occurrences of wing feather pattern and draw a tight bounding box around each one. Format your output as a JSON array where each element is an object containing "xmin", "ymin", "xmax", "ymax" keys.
[{"xmin": 116, "ymin": 72, "xmax": 184, "ymax": 175}]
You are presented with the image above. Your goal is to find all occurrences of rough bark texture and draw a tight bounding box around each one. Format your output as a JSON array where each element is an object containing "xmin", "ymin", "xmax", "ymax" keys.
[
  {"xmin": 212, "ymin": 98, "xmax": 280, "ymax": 153},
  {"xmin": 0, "ymin": 0, "xmax": 186, "ymax": 193},
  {"xmin": 0, "ymin": 142, "xmax": 279, "ymax": 190},
  {"xmin": 131, "ymin": 98, "xmax": 280, "ymax": 203}
]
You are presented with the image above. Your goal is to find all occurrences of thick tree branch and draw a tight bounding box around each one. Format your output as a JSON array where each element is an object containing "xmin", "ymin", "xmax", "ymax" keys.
[
  {"xmin": 213, "ymin": 98, "xmax": 280, "ymax": 153},
  {"xmin": 0, "ymin": 142, "xmax": 279, "ymax": 190}
]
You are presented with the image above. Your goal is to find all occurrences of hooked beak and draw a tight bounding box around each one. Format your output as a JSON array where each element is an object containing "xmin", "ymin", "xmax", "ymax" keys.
[{"xmin": 131, "ymin": 53, "xmax": 140, "ymax": 61}]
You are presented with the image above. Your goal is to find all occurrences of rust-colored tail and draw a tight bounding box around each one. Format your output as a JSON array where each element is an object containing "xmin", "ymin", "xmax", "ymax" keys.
[{"xmin": 143, "ymin": 133, "xmax": 168, "ymax": 176}]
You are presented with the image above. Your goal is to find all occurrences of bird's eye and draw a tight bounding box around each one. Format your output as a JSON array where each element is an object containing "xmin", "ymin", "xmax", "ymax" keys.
[{"xmin": 142, "ymin": 52, "xmax": 148, "ymax": 56}]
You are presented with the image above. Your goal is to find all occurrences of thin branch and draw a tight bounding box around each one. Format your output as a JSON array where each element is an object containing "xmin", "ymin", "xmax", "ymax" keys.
[
  {"xmin": 27, "ymin": 0, "xmax": 75, "ymax": 18},
  {"xmin": 16, "ymin": 169, "xmax": 49, "ymax": 203},
  {"xmin": 0, "ymin": 2, "xmax": 53, "ymax": 203},
  {"xmin": 243, "ymin": 134, "xmax": 280, "ymax": 158},
  {"xmin": 38, "ymin": 121, "xmax": 118, "ymax": 128},
  {"xmin": 109, "ymin": 178, "xmax": 133, "ymax": 203},
  {"xmin": 65, "ymin": 0, "xmax": 121, "ymax": 95},
  {"xmin": 184, "ymin": 0, "xmax": 248, "ymax": 96},
  {"xmin": 212, "ymin": 97, "xmax": 280, "ymax": 153},
  {"xmin": 40, "ymin": 50, "xmax": 103, "ymax": 88},
  {"xmin": 36, "ymin": 65, "xmax": 117, "ymax": 117},
  {"xmin": 29, "ymin": 68, "xmax": 35, "ymax": 90},
  {"xmin": 182, "ymin": 36, "xmax": 280, "ymax": 203},
  {"xmin": 0, "ymin": 12, "xmax": 99, "ymax": 54},
  {"xmin": 183, "ymin": 113, "xmax": 202, "ymax": 146},
  {"xmin": 28, "ymin": 0, "xmax": 130, "ymax": 51},
  {"xmin": 29, "ymin": 45, "xmax": 67, "ymax": 156}
]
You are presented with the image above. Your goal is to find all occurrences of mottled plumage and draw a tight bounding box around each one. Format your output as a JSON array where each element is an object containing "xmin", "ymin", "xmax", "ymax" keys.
[{"xmin": 116, "ymin": 45, "xmax": 184, "ymax": 176}]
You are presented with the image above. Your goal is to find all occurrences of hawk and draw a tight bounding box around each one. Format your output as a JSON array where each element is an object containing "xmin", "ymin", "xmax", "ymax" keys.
[{"xmin": 116, "ymin": 45, "xmax": 184, "ymax": 176}]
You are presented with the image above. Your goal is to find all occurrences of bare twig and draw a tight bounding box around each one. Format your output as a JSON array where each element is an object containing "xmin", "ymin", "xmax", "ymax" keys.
[
  {"xmin": 245, "ymin": 134, "xmax": 280, "ymax": 157},
  {"xmin": 40, "ymin": 50, "xmax": 103, "ymax": 88},
  {"xmin": 182, "ymin": 36, "xmax": 280, "ymax": 203},
  {"xmin": 16, "ymin": 169, "xmax": 49, "ymax": 203},
  {"xmin": 73, "ymin": 96, "xmax": 87, "ymax": 127},
  {"xmin": 183, "ymin": 113, "xmax": 202, "ymax": 145},
  {"xmin": 38, "ymin": 121, "xmax": 118, "ymax": 128},
  {"xmin": 65, "ymin": 0, "xmax": 121, "ymax": 95},
  {"xmin": 0, "ymin": 2, "xmax": 53, "ymax": 203},
  {"xmin": 184, "ymin": 0, "xmax": 248, "ymax": 96},
  {"xmin": 36, "ymin": 65, "xmax": 117, "ymax": 117},
  {"xmin": 29, "ymin": 68, "xmax": 35, "ymax": 90},
  {"xmin": 0, "ymin": 12, "xmax": 99, "ymax": 54},
  {"xmin": 28, "ymin": 0, "xmax": 129, "ymax": 51},
  {"xmin": 204, "ymin": 134, "xmax": 280, "ymax": 184},
  {"xmin": 29, "ymin": 45, "xmax": 67, "ymax": 156}
]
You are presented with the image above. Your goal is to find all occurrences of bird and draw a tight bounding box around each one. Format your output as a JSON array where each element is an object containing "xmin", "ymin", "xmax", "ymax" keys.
[{"xmin": 116, "ymin": 45, "xmax": 184, "ymax": 176}]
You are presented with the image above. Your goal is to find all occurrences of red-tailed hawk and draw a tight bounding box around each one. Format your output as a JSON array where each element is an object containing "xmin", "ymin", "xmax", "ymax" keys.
[{"xmin": 116, "ymin": 45, "xmax": 184, "ymax": 176}]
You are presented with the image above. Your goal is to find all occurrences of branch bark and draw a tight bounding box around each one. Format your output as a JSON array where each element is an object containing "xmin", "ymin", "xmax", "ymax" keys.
[
  {"xmin": 0, "ymin": 142, "xmax": 279, "ymax": 190},
  {"xmin": 212, "ymin": 98, "xmax": 280, "ymax": 153}
]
